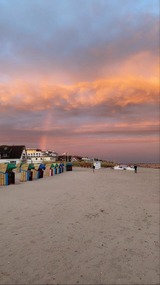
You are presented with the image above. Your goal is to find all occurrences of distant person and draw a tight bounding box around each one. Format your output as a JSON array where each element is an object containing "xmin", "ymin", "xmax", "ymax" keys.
[
  {"xmin": 134, "ymin": 165, "xmax": 137, "ymax": 173},
  {"xmin": 92, "ymin": 164, "xmax": 95, "ymax": 173}
]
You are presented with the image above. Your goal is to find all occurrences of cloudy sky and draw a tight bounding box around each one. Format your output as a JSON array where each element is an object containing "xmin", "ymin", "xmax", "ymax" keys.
[{"xmin": 0, "ymin": 0, "xmax": 159, "ymax": 163}]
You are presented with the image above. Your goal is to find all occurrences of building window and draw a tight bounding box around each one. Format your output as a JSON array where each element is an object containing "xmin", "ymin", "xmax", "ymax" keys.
[{"xmin": 3, "ymin": 154, "xmax": 8, "ymax": 158}]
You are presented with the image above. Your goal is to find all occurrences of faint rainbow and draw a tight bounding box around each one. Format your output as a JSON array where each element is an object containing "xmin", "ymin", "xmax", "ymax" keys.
[{"xmin": 39, "ymin": 111, "xmax": 53, "ymax": 150}]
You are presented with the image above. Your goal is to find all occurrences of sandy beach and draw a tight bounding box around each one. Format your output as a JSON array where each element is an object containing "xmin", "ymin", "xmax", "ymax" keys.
[{"xmin": 0, "ymin": 167, "xmax": 159, "ymax": 285}]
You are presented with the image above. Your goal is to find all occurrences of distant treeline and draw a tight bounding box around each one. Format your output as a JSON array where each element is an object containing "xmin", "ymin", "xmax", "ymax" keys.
[
  {"xmin": 72, "ymin": 161, "xmax": 116, "ymax": 168},
  {"xmin": 137, "ymin": 163, "xmax": 160, "ymax": 169}
]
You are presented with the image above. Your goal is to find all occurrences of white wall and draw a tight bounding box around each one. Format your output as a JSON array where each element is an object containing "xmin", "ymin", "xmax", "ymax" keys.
[{"xmin": 94, "ymin": 161, "xmax": 101, "ymax": 169}]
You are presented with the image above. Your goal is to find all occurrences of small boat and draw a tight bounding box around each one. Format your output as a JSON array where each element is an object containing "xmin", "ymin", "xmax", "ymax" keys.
[
  {"xmin": 113, "ymin": 165, "xmax": 126, "ymax": 170},
  {"xmin": 125, "ymin": 165, "xmax": 134, "ymax": 171},
  {"xmin": 113, "ymin": 165, "xmax": 134, "ymax": 170}
]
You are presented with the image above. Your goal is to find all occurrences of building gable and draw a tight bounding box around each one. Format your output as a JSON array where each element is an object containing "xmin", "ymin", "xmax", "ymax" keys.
[{"xmin": 0, "ymin": 145, "xmax": 26, "ymax": 159}]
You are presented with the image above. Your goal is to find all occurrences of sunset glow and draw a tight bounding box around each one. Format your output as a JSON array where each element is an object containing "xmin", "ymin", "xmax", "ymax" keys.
[{"xmin": 0, "ymin": 0, "xmax": 159, "ymax": 163}]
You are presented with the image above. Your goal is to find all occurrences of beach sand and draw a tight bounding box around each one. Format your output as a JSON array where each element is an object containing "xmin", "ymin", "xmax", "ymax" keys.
[{"xmin": 0, "ymin": 167, "xmax": 159, "ymax": 284}]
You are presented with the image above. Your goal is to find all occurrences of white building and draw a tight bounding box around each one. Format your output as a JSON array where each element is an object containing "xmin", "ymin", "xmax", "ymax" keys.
[{"xmin": 26, "ymin": 148, "xmax": 57, "ymax": 164}]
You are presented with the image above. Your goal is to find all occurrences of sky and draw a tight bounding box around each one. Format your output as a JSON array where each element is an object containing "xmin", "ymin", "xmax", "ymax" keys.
[{"xmin": 0, "ymin": 0, "xmax": 159, "ymax": 163}]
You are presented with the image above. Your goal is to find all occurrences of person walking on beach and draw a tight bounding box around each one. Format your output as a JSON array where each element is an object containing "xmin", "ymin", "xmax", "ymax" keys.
[
  {"xmin": 92, "ymin": 164, "xmax": 95, "ymax": 173},
  {"xmin": 134, "ymin": 165, "xmax": 137, "ymax": 173}
]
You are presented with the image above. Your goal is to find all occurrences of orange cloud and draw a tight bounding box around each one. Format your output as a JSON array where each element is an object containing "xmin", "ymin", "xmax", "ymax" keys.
[
  {"xmin": 0, "ymin": 70, "xmax": 159, "ymax": 151},
  {"xmin": 0, "ymin": 75, "xmax": 158, "ymax": 110}
]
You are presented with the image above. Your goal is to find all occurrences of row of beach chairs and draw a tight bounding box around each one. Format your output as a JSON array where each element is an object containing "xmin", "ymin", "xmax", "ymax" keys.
[{"xmin": 0, "ymin": 162, "xmax": 72, "ymax": 186}]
